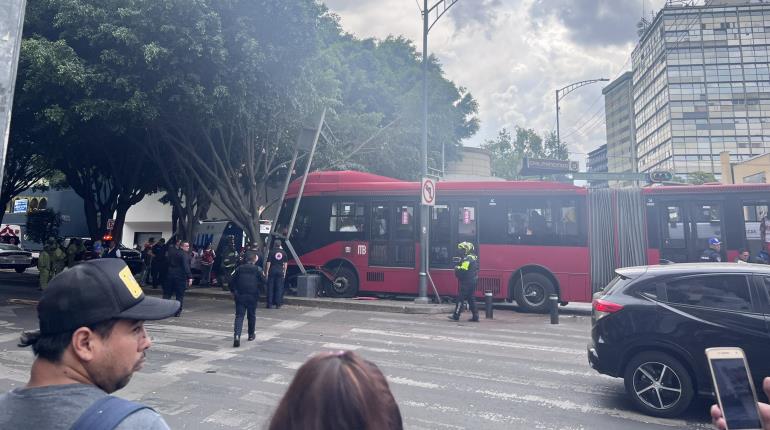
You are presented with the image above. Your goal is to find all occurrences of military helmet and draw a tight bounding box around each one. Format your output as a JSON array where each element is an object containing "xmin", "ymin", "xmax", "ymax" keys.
[{"xmin": 457, "ymin": 241, "xmax": 474, "ymax": 254}]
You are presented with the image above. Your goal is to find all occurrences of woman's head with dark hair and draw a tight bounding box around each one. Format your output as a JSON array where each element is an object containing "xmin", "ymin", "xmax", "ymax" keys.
[{"xmin": 269, "ymin": 351, "xmax": 403, "ymax": 430}]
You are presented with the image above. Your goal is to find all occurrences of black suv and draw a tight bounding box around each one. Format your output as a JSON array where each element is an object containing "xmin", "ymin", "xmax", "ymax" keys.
[{"xmin": 587, "ymin": 263, "xmax": 770, "ymax": 418}]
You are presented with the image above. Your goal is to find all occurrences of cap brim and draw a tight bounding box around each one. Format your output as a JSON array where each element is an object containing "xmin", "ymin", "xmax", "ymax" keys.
[{"xmin": 117, "ymin": 296, "xmax": 180, "ymax": 321}]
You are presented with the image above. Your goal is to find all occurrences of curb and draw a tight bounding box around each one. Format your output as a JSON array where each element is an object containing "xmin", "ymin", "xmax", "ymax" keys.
[{"xmin": 141, "ymin": 286, "xmax": 455, "ymax": 315}]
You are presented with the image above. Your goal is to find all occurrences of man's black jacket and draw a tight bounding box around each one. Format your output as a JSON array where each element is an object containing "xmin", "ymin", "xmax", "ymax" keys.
[
  {"xmin": 167, "ymin": 246, "xmax": 192, "ymax": 280},
  {"xmin": 230, "ymin": 263, "xmax": 266, "ymax": 296}
]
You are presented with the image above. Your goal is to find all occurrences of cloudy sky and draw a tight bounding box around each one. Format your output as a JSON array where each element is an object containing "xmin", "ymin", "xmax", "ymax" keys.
[{"xmin": 322, "ymin": 0, "xmax": 667, "ymax": 167}]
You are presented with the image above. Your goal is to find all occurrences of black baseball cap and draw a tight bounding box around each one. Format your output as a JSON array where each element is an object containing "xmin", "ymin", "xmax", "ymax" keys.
[{"xmin": 38, "ymin": 259, "xmax": 180, "ymax": 335}]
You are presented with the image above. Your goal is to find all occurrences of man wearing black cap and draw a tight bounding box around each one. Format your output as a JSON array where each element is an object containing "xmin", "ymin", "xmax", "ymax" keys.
[{"xmin": 0, "ymin": 259, "xmax": 179, "ymax": 429}]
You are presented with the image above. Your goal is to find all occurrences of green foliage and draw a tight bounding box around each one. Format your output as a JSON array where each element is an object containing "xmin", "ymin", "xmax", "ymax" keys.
[
  {"xmin": 26, "ymin": 209, "xmax": 61, "ymax": 243},
  {"xmin": 482, "ymin": 127, "xmax": 569, "ymax": 179},
  {"xmin": 13, "ymin": 0, "xmax": 479, "ymax": 240},
  {"xmin": 686, "ymin": 171, "xmax": 718, "ymax": 185}
]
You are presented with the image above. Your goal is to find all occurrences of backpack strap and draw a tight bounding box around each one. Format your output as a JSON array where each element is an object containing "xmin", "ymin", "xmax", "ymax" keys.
[{"xmin": 70, "ymin": 395, "xmax": 150, "ymax": 430}]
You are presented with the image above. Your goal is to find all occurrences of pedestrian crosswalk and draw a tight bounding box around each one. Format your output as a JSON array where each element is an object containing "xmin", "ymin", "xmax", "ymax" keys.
[{"xmin": 0, "ymin": 299, "xmax": 714, "ymax": 430}]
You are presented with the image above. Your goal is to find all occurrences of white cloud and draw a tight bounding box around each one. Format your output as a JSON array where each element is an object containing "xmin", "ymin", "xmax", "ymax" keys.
[{"xmin": 322, "ymin": 0, "xmax": 667, "ymax": 167}]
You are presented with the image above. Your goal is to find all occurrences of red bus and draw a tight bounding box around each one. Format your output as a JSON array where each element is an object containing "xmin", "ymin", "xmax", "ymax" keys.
[{"xmin": 278, "ymin": 170, "xmax": 770, "ymax": 312}]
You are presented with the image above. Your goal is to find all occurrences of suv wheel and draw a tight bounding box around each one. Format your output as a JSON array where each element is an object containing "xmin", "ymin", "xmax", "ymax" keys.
[{"xmin": 623, "ymin": 351, "xmax": 694, "ymax": 418}]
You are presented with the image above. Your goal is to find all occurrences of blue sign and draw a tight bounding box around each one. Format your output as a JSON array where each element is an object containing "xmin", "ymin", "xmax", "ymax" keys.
[{"xmin": 13, "ymin": 199, "xmax": 27, "ymax": 213}]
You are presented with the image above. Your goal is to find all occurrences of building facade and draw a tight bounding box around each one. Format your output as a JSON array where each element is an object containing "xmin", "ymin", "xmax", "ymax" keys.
[
  {"xmin": 603, "ymin": 71, "xmax": 637, "ymax": 187},
  {"xmin": 587, "ymin": 144, "xmax": 609, "ymax": 188},
  {"xmin": 632, "ymin": 0, "xmax": 770, "ymax": 181}
]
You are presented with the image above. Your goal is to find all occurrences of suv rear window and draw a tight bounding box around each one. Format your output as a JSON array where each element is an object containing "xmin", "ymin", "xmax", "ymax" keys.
[
  {"xmin": 602, "ymin": 275, "xmax": 632, "ymax": 295},
  {"xmin": 665, "ymin": 275, "xmax": 752, "ymax": 312}
]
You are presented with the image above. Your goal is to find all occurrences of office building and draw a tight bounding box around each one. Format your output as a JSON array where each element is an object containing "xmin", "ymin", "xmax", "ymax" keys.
[
  {"xmin": 603, "ymin": 72, "xmax": 637, "ymax": 187},
  {"xmin": 587, "ymin": 144, "xmax": 609, "ymax": 188},
  {"xmin": 632, "ymin": 0, "xmax": 770, "ymax": 181}
]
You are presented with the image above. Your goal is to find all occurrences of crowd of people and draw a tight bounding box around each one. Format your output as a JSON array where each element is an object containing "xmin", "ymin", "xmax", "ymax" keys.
[
  {"xmin": 1, "ymin": 257, "xmax": 765, "ymax": 429},
  {"xmin": 36, "ymin": 237, "xmax": 125, "ymax": 290}
]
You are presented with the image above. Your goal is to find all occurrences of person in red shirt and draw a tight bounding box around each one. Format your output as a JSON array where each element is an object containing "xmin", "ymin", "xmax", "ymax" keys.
[{"xmin": 200, "ymin": 243, "xmax": 216, "ymax": 287}]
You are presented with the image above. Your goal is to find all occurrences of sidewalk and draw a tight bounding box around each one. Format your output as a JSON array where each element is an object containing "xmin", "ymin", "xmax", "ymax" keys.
[{"xmin": 141, "ymin": 285, "xmax": 456, "ymax": 315}]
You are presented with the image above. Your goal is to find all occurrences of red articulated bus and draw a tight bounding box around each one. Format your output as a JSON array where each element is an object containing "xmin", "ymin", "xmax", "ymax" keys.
[{"xmin": 277, "ymin": 170, "xmax": 770, "ymax": 312}]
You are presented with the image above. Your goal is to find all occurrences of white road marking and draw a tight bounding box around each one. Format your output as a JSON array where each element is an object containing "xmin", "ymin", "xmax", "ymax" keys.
[
  {"xmin": 0, "ymin": 363, "xmax": 28, "ymax": 382},
  {"xmin": 321, "ymin": 342, "xmax": 399, "ymax": 354},
  {"xmin": 476, "ymin": 389, "xmax": 697, "ymax": 427},
  {"xmin": 203, "ymin": 409, "xmax": 258, "ymax": 429},
  {"xmin": 271, "ymin": 320, "xmax": 307, "ymax": 330},
  {"xmin": 387, "ymin": 376, "xmax": 445, "ymax": 390},
  {"xmin": 263, "ymin": 373, "xmax": 290, "ymax": 386},
  {"xmin": 240, "ymin": 390, "xmax": 282, "ymax": 406},
  {"xmin": 351, "ymin": 328, "xmax": 584, "ymax": 355},
  {"xmin": 0, "ymin": 333, "xmax": 20, "ymax": 343},
  {"xmin": 303, "ymin": 309, "xmax": 334, "ymax": 318}
]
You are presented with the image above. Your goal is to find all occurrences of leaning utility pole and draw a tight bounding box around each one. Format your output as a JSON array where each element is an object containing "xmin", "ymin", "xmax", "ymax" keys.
[{"xmin": 0, "ymin": 0, "xmax": 27, "ymax": 192}]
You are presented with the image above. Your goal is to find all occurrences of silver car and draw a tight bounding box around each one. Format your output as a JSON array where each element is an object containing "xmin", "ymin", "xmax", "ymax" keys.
[{"xmin": 0, "ymin": 243, "xmax": 33, "ymax": 273}]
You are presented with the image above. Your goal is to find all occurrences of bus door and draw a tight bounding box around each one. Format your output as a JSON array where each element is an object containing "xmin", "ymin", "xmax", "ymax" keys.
[
  {"xmin": 430, "ymin": 205, "xmax": 452, "ymax": 268},
  {"xmin": 659, "ymin": 201, "xmax": 724, "ymax": 263},
  {"xmin": 368, "ymin": 202, "xmax": 416, "ymax": 267}
]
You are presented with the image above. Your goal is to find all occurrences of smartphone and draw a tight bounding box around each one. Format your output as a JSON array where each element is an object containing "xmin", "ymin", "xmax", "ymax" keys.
[{"xmin": 706, "ymin": 347, "xmax": 765, "ymax": 430}]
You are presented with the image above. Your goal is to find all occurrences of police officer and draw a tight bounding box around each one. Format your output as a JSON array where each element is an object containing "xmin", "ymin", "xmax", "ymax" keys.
[
  {"xmin": 219, "ymin": 236, "xmax": 239, "ymax": 291},
  {"xmin": 65, "ymin": 238, "xmax": 85, "ymax": 268},
  {"xmin": 164, "ymin": 240, "xmax": 192, "ymax": 317},
  {"xmin": 229, "ymin": 252, "xmax": 265, "ymax": 347},
  {"xmin": 700, "ymin": 237, "xmax": 722, "ymax": 262},
  {"xmin": 37, "ymin": 239, "xmax": 54, "ymax": 290},
  {"xmin": 449, "ymin": 241, "xmax": 479, "ymax": 322},
  {"xmin": 265, "ymin": 240, "xmax": 288, "ymax": 309}
]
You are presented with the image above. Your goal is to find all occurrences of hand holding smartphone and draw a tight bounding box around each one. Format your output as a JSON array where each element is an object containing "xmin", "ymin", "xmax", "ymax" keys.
[{"xmin": 706, "ymin": 348, "xmax": 768, "ymax": 430}]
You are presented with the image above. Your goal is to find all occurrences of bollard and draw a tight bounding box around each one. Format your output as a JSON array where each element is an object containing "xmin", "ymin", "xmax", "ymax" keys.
[
  {"xmin": 549, "ymin": 294, "xmax": 559, "ymax": 325},
  {"xmin": 484, "ymin": 291, "xmax": 493, "ymax": 319}
]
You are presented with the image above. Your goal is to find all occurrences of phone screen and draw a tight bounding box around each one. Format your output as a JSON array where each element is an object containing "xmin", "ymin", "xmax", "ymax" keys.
[{"xmin": 712, "ymin": 358, "xmax": 762, "ymax": 429}]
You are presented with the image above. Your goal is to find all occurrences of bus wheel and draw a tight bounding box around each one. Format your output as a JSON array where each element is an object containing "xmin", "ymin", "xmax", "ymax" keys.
[
  {"xmin": 514, "ymin": 272, "xmax": 554, "ymax": 313},
  {"xmin": 326, "ymin": 266, "xmax": 359, "ymax": 298}
]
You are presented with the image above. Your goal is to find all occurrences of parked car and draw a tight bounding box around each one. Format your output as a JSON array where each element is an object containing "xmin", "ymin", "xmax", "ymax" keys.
[
  {"xmin": 587, "ymin": 263, "xmax": 770, "ymax": 418},
  {"xmin": 0, "ymin": 243, "xmax": 33, "ymax": 273}
]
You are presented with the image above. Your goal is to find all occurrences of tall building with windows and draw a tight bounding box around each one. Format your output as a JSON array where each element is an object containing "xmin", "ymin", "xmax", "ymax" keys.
[
  {"xmin": 602, "ymin": 72, "xmax": 637, "ymax": 187},
  {"xmin": 632, "ymin": 0, "xmax": 770, "ymax": 181},
  {"xmin": 587, "ymin": 144, "xmax": 609, "ymax": 188}
]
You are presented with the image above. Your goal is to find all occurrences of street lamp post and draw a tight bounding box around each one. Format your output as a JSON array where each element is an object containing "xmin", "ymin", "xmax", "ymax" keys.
[
  {"xmin": 555, "ymin": 78, "xmax": 610, "ymax": 147},
  {"xmin": 417, "ymin": 0, "xmax": 461, "ymax": 304}
]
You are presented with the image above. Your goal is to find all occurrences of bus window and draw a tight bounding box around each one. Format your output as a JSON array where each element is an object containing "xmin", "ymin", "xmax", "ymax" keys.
[
  {"xmin": 457, "ymin": 205, "xmax": 477, "ymax": 244},
  {"xmin": 393, "ymin": 205, "xmax": 415, "ymax": 240},
  {"xmin": 663, "ymin": 205, "xmax": 685, "ymax": 246},
  {"xmin": 693, "ymin": 204, "xmax": 721, "ymax": 242},
  {"xmin": 330, "ymin": 202, "xmax": 365, "ymax": 233},
  {"xmin": 742, "ymin": 203, "xmax": 768, "ymax": 254},
  {"xmin": 431, "ymin": 205, "xmax": 451, "ymax": 267},
  {"xmin": 370, "ymin": 204, "xmax": 388, "ymax": 240}
]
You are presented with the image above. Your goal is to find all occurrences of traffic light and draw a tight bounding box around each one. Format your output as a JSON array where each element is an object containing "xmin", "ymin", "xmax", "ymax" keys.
[{"xmin": 648, "ymin": 171, "xmax": 673, "ymax": 183}]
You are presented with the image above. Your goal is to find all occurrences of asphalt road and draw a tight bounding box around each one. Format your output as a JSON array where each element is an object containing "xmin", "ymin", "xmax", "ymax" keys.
[{"xmin": 0, "ymin": 271, "xmax": 712, "ymax": 429}]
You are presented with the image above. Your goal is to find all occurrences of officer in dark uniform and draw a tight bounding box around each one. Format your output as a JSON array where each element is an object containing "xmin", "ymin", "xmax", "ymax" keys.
[
  {"xmin": 164, "ymin": 240, "xmax": 192, "ymax": 317},
  {"xmin": 229, "ymin": 252, "xmax": 265, "ymax": 347},
  {"xmin": 219, "ymin": 236, "xmax": 239, "ymax": 291},
  {"xmin": 449, "ymin": 241, "xmax": 479, "ymax": 322},
  {"xmin": 700, "ymin": 237, "xmax": 722, "ymax": 262},
  {"xmin": 265, "ymin": 240, "xmax": 288, "ymax": 309}
]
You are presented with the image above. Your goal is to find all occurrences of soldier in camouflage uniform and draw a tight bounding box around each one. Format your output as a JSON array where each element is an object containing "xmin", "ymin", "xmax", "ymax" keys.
[
  {"xmin": 50, "ymin": 238, "xmax": 67, "ymax": 277},
  {"xmin": 37, "ymin": 241, "xmax": 53, "ymax": 290}
]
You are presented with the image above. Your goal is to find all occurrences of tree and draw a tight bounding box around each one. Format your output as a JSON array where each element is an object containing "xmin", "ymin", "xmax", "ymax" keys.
[
  {"xmin": 25, "ymin": 209, "xmax": 60, "ymax": 243},
  {"xmin": 482, "ymin": 127, "xmax": 568, "ymax": 179},
  {"xmin": 687, "ymin": 171, "xmax": 718, "ymax": 185},
  {"xmin": 316, "ymin": 35, "xmax": 478, "ymax": 179}
]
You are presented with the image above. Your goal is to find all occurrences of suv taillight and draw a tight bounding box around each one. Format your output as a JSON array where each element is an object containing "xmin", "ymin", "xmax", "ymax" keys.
[{"xmin": 593, "ymin": 298, "xmax": 624, "ymax": 321}]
